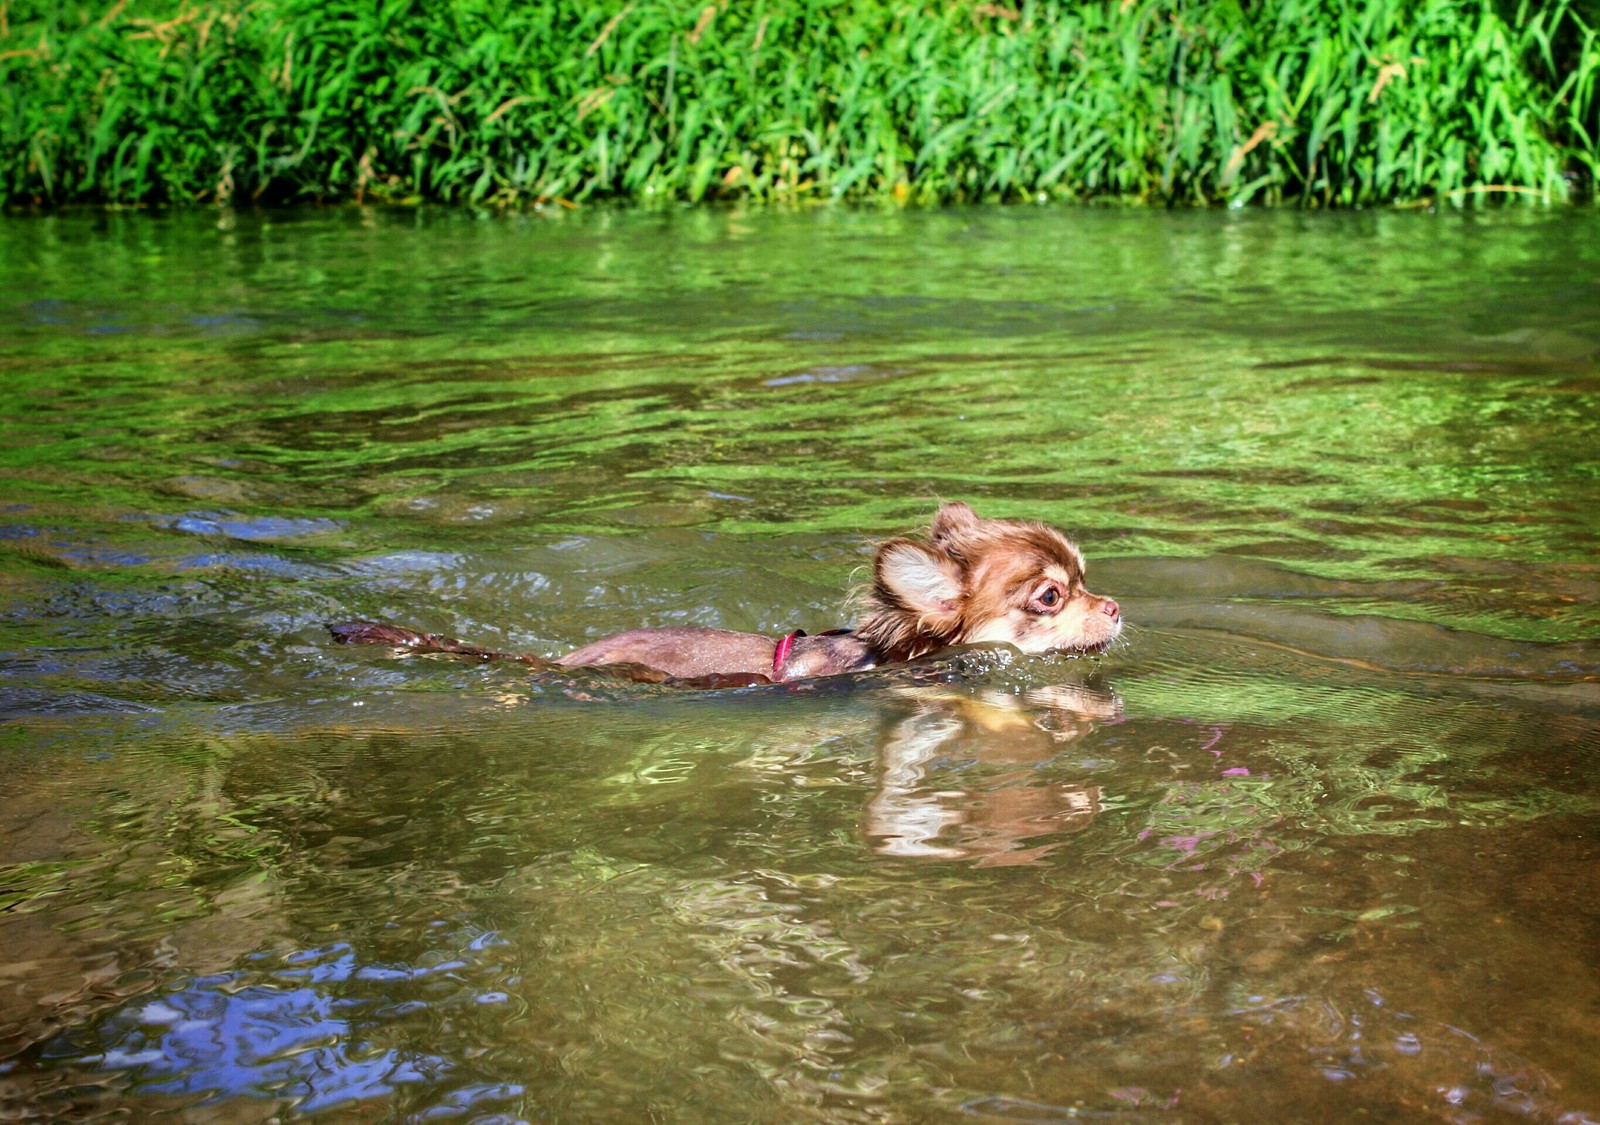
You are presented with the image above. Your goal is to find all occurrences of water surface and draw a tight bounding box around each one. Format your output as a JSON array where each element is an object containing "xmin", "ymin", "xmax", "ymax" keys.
[{"xmin": 2, "ymin": 204, "xmax": 1598, "ymax": 1122}]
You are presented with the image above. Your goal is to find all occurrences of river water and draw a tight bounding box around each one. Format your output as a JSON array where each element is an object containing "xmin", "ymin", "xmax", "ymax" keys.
[{"xmin": 2, "ymin": 204, "xmax": 1598, "ymax": 1122}]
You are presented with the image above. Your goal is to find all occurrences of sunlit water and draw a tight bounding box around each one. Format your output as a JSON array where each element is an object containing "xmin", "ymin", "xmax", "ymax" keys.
[{"xmin": 2, "ymin": 205, "xmax": 1598, "ymax": 1122}]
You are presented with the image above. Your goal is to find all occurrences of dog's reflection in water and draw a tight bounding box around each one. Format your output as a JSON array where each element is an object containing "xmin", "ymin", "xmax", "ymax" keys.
[{"xmin": 866, "ymin": 679, "xmax": 1119, "ymax": 867}]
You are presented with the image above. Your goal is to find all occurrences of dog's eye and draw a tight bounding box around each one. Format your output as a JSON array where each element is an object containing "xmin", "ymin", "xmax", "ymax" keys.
[{"xmin": 1030, "ymin": 584, "xmax": 1062, "ymax": 612}]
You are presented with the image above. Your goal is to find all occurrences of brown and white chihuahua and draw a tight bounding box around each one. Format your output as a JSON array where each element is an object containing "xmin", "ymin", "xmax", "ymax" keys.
[{"xmin": 331, "ymin": 501, "xmax": 1121, "ymax": 686}]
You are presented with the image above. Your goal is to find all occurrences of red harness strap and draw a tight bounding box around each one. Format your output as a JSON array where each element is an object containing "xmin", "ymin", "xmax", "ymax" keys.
[{"xmin": 772, "ymin": 630, "xmax": 806, "ymax": 681}]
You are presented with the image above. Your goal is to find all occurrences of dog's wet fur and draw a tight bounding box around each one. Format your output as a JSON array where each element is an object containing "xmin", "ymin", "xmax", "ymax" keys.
[{"xmin": 331, "ymin": 502, "xmax": 1121, "ymax": 687}]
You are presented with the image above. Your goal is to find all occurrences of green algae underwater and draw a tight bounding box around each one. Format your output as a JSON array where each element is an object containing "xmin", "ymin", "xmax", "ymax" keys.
[{"xmin": 1, "ymin": 203, "xmax": 1599, "ymax": 1121}]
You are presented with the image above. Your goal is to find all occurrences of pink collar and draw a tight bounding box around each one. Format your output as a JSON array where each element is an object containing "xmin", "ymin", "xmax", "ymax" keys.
[{"xmin": 772, "ymin": 630, "xmax": 806, "ymax": 680}]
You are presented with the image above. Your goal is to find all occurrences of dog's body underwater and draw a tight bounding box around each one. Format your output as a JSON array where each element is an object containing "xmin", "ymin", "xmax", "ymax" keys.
[{"xmin": 332, "ymin": 502, "xmax": 1121, "ymax": 686}]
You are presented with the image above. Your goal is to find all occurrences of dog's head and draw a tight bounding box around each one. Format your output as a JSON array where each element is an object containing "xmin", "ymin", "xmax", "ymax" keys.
[{"xmin": 856, "ymin": 502, "xmax": 1121, "ymax": 662}]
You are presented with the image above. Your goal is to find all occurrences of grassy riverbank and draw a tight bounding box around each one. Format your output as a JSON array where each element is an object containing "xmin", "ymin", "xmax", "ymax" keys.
[{"xmin": 3, "ymin": 0, "xmax": 1596, "ymax": 208}]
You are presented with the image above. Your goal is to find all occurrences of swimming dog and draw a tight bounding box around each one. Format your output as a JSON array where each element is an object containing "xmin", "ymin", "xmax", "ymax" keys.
[{"xmin": 331, "ymin": 502, "xmax": 1121, "ymax": 686}]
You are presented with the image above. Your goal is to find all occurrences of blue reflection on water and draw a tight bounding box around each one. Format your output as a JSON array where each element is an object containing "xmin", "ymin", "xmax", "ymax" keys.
[
  {"xmin": 163, "ymin": 512, "xmax": 345, "ymax": 541},
  {"xmin": 92, "ymin": 975, "xmax": 442, "ymax": 1110},
  {"xmin": 59, "ymin": 937, "xmax": 521, "ymax": 1116}
]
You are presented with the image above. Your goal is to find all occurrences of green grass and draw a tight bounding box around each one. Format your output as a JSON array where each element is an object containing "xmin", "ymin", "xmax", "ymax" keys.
[{"xmin": 2, "ymin": 0, "xmax": 1596, "ymax": 208}]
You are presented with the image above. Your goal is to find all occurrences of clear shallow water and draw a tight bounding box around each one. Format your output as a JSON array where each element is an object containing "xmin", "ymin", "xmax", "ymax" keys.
[{"xmin": 1, "ymin": 205, "xmax": 1598, "ymax": 1122}]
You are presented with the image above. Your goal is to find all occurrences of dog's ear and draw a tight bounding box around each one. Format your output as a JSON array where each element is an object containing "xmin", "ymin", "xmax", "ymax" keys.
[
  {"xmin": 930, "ymin": 501, "xmax": 980, "ymax": 544},
  {"xmin": 875, "ymin": 539, "xmax": 963, "ymax": 621}
]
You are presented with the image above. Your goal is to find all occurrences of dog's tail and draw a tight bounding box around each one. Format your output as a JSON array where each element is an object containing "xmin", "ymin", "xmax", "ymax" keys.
[{"xmin": 329, "ymin": 621, "xmax": 560, "ymax": 670}]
